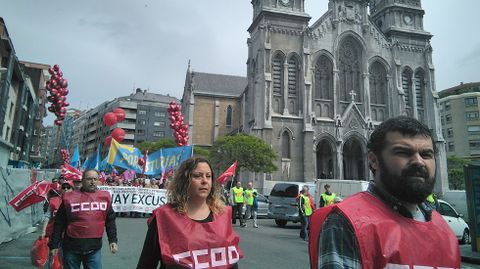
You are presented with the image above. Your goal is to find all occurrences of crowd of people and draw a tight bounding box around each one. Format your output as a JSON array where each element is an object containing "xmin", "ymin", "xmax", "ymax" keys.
[{"xmin": 37, "ymin": 116, "xmax": 460, "ymax": 268}]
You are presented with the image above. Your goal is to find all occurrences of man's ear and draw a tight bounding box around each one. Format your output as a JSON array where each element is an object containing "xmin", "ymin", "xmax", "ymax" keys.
[{"xmin": 368, "ymin": 152, "xmax": 379, "ymax": 171}]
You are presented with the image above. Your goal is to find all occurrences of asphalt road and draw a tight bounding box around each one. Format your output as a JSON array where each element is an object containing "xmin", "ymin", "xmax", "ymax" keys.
[{"xmin": 0, "ymin": 217, "xmax": 478, "ymax": 269}]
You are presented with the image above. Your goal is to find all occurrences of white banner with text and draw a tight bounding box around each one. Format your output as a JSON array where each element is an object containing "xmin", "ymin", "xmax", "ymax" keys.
[{"xmin": 98, "ymin": 186, "xmax": 167, "ymax": 213}]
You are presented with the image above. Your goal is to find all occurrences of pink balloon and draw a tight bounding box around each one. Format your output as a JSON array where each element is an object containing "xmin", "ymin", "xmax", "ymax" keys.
[
  {"xmin": 103, "ymin": 112, "xmax": 117, "ymax": 127},
  {"xmin": 112, "ymin": 108, "xmax": 126, "ymax": 122},
  {"xmin": 112, "ymin": 128, "xmax": 125, "ymax": 142}
]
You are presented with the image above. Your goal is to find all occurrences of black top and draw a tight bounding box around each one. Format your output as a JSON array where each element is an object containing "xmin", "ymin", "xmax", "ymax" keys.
[
  {"xmin": 48, "ymin": 190, "xmax": 118, "ymax": 252},
  {"xmin": 136, "ymin": 211, "xmax": 239, "ymax": 269}
]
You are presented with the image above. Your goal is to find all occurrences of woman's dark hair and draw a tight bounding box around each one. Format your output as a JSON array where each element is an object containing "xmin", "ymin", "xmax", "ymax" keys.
[{"xmin": 367, "ymin": 116, "xmax": 437, "ymax": 156}]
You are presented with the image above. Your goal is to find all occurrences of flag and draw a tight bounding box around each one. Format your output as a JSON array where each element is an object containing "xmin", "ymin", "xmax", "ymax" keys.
[
  {"xmin": 70, "ymin": 145, "xmax": 80, "ymax": 168},
  {"xmin": 61, "ymin": 163, "xmax": 82, "ymax": 181},
  {"xmin": 9, "ymin": 181, "xmax": 51, "ymax": 212},
  {"xmin": 216, "ymin": 160, "xmax": 238, "ymax": 184},
  {"xmin": 85, "ymin": 144, "xmax": 101, "ymax": 170},
  {"xmin": 99, "ymin": 156, "xmax": 108, "ymax": 171},
  {"xmin": 121, "ymin": 169, "xmax": 136, "ymax": 181}
]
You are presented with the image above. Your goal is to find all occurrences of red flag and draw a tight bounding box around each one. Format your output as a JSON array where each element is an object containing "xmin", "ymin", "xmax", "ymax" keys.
[
  {"xmin": 61, "ymin": 162, "xmax": 82, "ymax": 181},
  {"xmin": 9, "ymin": 181, "xmax": 51, "ymax": 212},
  {"xmin": 216, "ymin": 160, "xmax": 238, "ymax": 184}
]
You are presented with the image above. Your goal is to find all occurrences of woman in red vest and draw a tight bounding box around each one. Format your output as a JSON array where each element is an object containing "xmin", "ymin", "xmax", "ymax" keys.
[{"xmin": 137, "ymin": 156, "xmax": 243, "ymax": 269}]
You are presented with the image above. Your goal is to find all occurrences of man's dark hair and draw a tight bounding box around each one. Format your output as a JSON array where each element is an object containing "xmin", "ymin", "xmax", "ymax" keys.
[
  {"xmin": 324, "ymin": 184, "xmax": 330, "ymax": 189},
  {"xmin": 82, "ymin": 169, "xmax": 99, "ymax": 179},
  {"xmin": 367, "ymin": 116, "xmax": 437, "ymax": 156}
]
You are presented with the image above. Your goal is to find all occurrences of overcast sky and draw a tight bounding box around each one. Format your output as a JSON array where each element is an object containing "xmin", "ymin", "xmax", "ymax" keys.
[{"xmin": 2, "ymin": 0, "xmax": 479, "ymax": 124}]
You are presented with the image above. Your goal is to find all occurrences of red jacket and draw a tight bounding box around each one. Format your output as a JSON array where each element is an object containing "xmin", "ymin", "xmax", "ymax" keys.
[
  {"xmin": 309, "ymin": 192, "xmax": 460, "ymax": 269},
  {"xmin": 154, "ymin": 205, "xmax": 243, "ymax": 268}
]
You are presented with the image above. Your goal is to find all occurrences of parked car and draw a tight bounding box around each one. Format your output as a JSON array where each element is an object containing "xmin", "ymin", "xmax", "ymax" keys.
[
  {"xmin": 242, "ymin": 194, "xmax": 270, "ymax": 218},
  {"xmin": 437, "ymin": 199, "xmax": 470, "ymax": 244},
  {"xmin": 268, "ymin": 182, "xmax": 316, "ymax": 227}
]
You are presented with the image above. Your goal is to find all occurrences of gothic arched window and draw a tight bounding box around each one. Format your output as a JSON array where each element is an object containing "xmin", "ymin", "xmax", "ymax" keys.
[
  {"xmin": 314, "ymin": 55, "xmax": 333, "ymax": 100},
  {"xmin": 339, "ymin": 37, "xmax": 362, "ymax": 102},
  {"xmin": 415, "ymin": 70, "xmax": 425, "ymax": 108},
  {"xmin": 402, "ymin": 68, "xmax": 413, "ymax": 108},
  {"xmin": 369, "ymin": 62, "xmax": 387, "ymax": 105},
  {"xmin": 281, "ymin": 131, "xmax": 291, "ymax": 159},
  {"xmin": 226, "ymin": 105, "xmax": 233, "ymax": 127},
  {"xmin": 287, "ymin": 55, "xmax": 300, "ymax": 115},
  {"xmin": 272, "ymin": 52, "xmax": 285, "ymax": 114},
  {"xmin": 415, "ymin": 69, "xmax": 425, "ymax": 121}
]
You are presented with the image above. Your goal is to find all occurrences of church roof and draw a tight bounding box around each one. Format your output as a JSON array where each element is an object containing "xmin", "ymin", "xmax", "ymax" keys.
[{"xmin": 192, "ymin": 72, "xmax": 247, "ymax": 98}]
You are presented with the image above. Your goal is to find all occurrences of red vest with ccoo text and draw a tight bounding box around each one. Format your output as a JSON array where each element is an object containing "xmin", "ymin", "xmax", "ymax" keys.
[
  {"xmin": 155, "ymin": 204, "xmax": 243, "ymax": 269},
  {"xmin": 309, "ymin": 192, "xmax": 460, "ymax": 269},
  {"xmin": 45, "ymin": 196, "xmax": 62, "ymax": 237},
  {"xmin": 63, "ymin": 189, "xmax": 112, "ymax": 238}
]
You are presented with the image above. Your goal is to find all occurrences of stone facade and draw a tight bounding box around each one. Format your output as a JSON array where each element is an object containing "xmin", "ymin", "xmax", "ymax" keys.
[
  {"xmin": 182, "ymin": 68, "xmax": 246, "ymax": 147},
  {"xmin": 242, "ymin": 0, "xmax": 448, "ymax": 194}
]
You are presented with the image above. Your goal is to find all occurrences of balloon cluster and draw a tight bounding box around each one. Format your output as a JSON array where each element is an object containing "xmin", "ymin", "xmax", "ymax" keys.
[
  {"xmin": 103, "ymin": 108, "xmax": 126, "ymax": 147},
  {"xmin": 46, "ymin": 64, "xmax": 70, "ymax": 126},
  {"xmin": 167, "ymin": 101, "xmax": 189, "ymax": 146},
  {"xmin": 60, "ymin": 149, "xmax": 70, "ymax": 163}
]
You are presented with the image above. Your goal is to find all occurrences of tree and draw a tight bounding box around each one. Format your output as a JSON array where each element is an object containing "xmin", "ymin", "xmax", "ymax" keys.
[
  {"xmin": 137, "ymin": 139, "xmax": 176, "ymax": 153},
  {"xmin": 137, "ymin": 138, "xmax": 208, "ymax": 157},
  {"xmin": 210, "ymin": 133, "xmax": 278, "ymax": 176},
  {"xmin": 447, "ymin": 156, "xmax": 471, "ymax": 190}
]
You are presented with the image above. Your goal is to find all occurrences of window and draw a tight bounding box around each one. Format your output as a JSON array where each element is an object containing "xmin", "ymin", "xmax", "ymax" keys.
[
  {"xmin": 153, "ymin": 121, "xmax": 165, "ymax": 127},
  {"xmin": 465, "ymin": 97, "xmax": 478, "ymax": 107},
  {"xmin": 438, "ymin": 202, "xmax": 457, "ymax": 218},
  {"xmin": 226, "ymin": 106, "xmax": 233, "ymax": 127},
  {"xmin": 33, "ymin": 129, "xmax": 38, "ymax": 135},
  {"xmin": 446, "ymin": 128, "xmax": 453, "ymax": 138},
  {"xmin": 9, "ymin": 102, "xmax": 14, "ymax": 120},
  {"xmin": 139, "ymin": 120, "xmax": 146, "ymax": 125},
  {"xmin": 155, "ymin": 112, "xmax": 166, "ymax": 117},
  {"xmin": 153, "ymin": 131, "xmax": 165, "ymax": 137},
  {"xmin": 441, "ymin": 116, "xmax": 444, "ymax": 125},
  {"xmin": 138, "ymin": 110, "xmax": 147, "ymax": 115},
  {"xmin": 469, "ymin": 140, "xmax": 480, "ymax": 149},
  {"xmin": 448, "ymin": 142, "xmax": 455, "ymax": 152},
  {"xmin": 281, "ymin": 131, "xmax": 290, "ymax": 159},
  {"xmin": 468, "ymin": 126, "xmax": 480, "ymax": 133},
  {"xmin": 137, "ymin": 130, "xmax": 145, "ymax": 135},
  {"xmin": 445, "ymin": 114, "xmax": 452, "ymax": 124},
  {"xmin": 466, "ymin": 111, "xmax": 479, "ymax": 121},
  {"xmin": 444, "ymin": 101, "xmax": 451, "ymax": 111}
]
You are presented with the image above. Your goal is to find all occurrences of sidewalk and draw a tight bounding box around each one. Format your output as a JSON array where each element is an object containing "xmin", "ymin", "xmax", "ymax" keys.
[{"xmin": 461, "ymin": 244, "xmax": 480, "ymax": 264}]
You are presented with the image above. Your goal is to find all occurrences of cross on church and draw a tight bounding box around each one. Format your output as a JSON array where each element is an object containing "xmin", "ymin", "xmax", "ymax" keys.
[{"xmin": 349, "ymin": 90, "xmax": 357, "ymax": 102}]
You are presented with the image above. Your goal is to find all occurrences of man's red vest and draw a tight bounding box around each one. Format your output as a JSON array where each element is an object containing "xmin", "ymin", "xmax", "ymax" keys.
[
  {"xmin": 62, "ymin": 189, "xmax": 112, "ymax": 238},
  {"xmin": 45, "ymin": 196, "xmax": 62, "ymax": 237},
  {"xmin": 155, "ymin": 204, "xmax": 243, "ymax": 268},
  {"xmin": 309, "ymin": 192, "xmax": 460, "ymax": 269}
]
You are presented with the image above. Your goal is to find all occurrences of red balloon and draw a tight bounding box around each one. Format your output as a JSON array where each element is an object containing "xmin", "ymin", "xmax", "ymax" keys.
[
  {"xmin": 53, "ymin": 64, "xmax": 60, "ymax": 71},
  {"xmin": 48, "ymin": 68, "xmax": 55, "ymax": 75},
  {"xmin": 105, "ymin": 136, "xmax": 112, "ymax": 147},
  {"xmin": 54, "ymin": 119, "xmax": 62, "ymax": 126},
  {"xmin": 169, "ymin": 116, "xmax": 175, "ymax": 122},
  {"xmin": 103, "ymin": 112, "xmax": 117, "ymax": 126},
  {"xmin": 48, "ymin": 106, "xmax": 54, "ymax": 112},
  {"xmin": 112, "ymin": 108, "xmax": 126, "ymax": 122},
  {"xmin": 50, "ymin": 88, "xmax": 58, "ymax": 95},
  {"xmin": 111, "ymin": 128, "xmax": 125, "ymax": 142},
  {"xmin": 64, "ymin": 102, "xmax": 70, "ymax": 107},
  {"xmin": 138, "ymin": 158, "xmax": 144, "ymax": 166},
  {"xmin": 61, "ymin": 80, "xmax": 68, "ymax": 88}
]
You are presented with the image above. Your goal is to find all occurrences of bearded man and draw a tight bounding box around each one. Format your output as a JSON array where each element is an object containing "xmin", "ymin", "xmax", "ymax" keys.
[{"xmin": 308, "ymin": 116, "xmax": 460, "ymax": 269}]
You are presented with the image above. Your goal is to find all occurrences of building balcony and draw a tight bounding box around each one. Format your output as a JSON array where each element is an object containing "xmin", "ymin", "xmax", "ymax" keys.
[
  {"xmin": 125, "ymin": 134, "xmax": 134, "ymax": 140},
  {"xmin": 116, "ymin": 122, "xmax": 136, "ymax": 130}
]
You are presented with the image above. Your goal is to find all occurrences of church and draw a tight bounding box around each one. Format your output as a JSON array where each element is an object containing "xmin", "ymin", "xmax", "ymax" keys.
[{"xmin": 183, "ymin": 0, "xmax": 448, "ymax": 194}]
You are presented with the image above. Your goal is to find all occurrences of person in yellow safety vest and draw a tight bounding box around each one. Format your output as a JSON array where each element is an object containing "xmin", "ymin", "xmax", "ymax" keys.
[
  {"xmin": 425, "ymin": 193, "xmax": 439, "ymax": 210},
  {"xmin": 244, "ymin": 181, "xmax": 258, "ymax": 228},
  {"xmin": 320, "ymin": 184, "xmax": 336, "ymax": 207},
  {"xmin": 231, "ymin": 181, "xmax": 246, "ymax": 227},
  {"xmin": 299, "ymin": 185, "xmax": 313, "ymax": 241}
]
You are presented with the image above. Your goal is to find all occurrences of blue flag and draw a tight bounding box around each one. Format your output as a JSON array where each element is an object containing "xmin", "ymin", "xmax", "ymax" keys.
[
  {"xmin": 70, "ymin": 145, "xmax": 80, "ymax": 168},
  {"xmin": 84, "ymin": 144, "xmax": 101, "ymax": 170}
]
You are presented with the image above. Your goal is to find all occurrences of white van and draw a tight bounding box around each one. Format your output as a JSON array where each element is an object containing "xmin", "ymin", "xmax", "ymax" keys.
[
  {"xmin": 268, "ymin": 182, "xmax": 316, "ymax": 227},
  {"xmin": 314, "ymin": 179, "xmax": 369, "ymax": 207}
]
